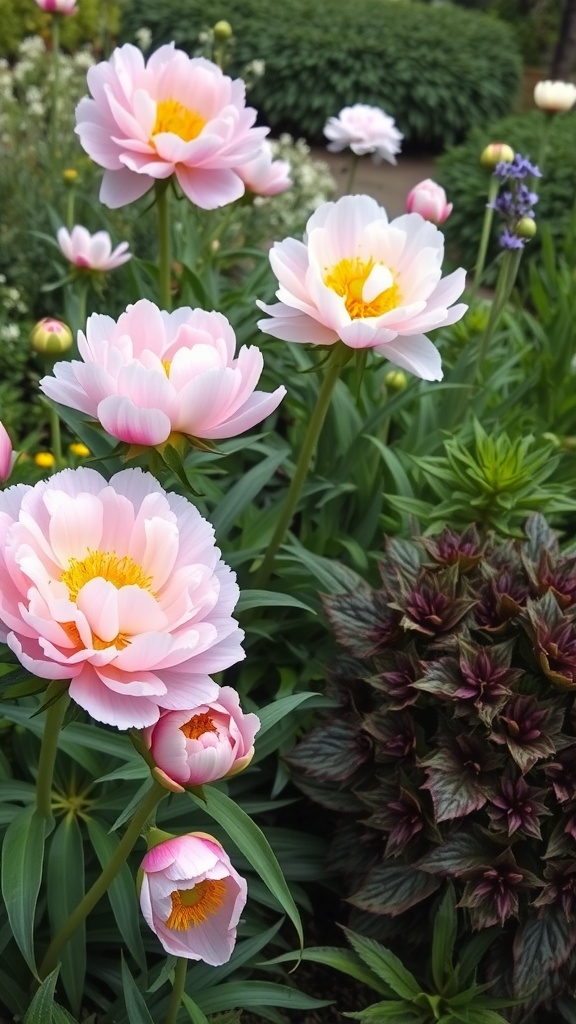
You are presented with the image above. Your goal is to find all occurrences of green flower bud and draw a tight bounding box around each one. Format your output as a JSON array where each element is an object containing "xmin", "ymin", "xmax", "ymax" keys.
[
  {"xmin": 30, "ymin": 317, "xmax": 73, "ymax": 354},
  {"xmin": 213, "ymin": 20, "xmax": 232, "ymax": 41},
  {"xmin": 384, "ymin": 369, "xmax": 408, "ymax": 392},
  {"xmin": 516, "ymin": 217, "xmax": 537, "ymax": 240},
  {"xmin": 480, "ymin": 142, "xmax": 514, "ymax": 170}
]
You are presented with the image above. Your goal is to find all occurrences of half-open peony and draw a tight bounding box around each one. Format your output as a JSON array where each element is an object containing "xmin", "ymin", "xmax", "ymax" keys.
[
  {"xmin": 40, "ymin": 299, "xmax": 286, "ymax": 447},
  {"xmin": 35, "ymin": 0, "xmax": 77, "ymax": 12},
  {"xmin": 0, "ymin": 422, "xmax": 16, "ymax": 484},
  {"xmin": 139, "ymin": 832, "xmax": 247, "ymax": 962},
  {"xmin": 57, "ymin": 225, "xmax": 132, "ymax": 271},
  {"xmin": 0, "ymin": 467, "xmax": 244, "ymax": 729},
  {"xmin": 257, "ymin": 194, "xmax": 467, "ymax": 381},
  {"xmin": 323, "ymin": 104, "xmax": 403, "ymax": 164},
  {"xmin": 406, "ymin": 179, "xmax": 453, "ymax": 226},
  {"xmin": 75, "ymin": 43, "xmax": 268, "ymax": 209},
  {"xmin": 236, "ymin": 140, "xmax": 292, "ymax": 196},
  {"xmin": 534, "ymin": 80, "xmax": 576, "ymax": 113},
  {"xmin": 145, "ymin": 686, "xmax": 260, "ymax": 787}
]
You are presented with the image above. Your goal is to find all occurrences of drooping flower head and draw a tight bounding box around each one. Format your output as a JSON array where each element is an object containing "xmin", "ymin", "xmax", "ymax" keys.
[
  {"xmin": 40, "ymin": 299, "xmax": 286, "ymax": 448},
  {"xmin": 257, "ymin": 195, "xmax": 467, "ymax": 381},
  {"xmin": 0, "ymin": 467, "xmax": 244, "ymax": 729},
  {"xmin": 75, "ymin": 43, "xmax": 268, "ymax": 209},
  {"xmin": 139, "ymin": 832, "xmax": 247, "ymax": 962},
  {"xmin": 406, "ymin": 179, "xmax": 452, "ymax": 225},
  {"xmin": 57, "ymin": 225, "xmax": 132, "ymax": 272},
  {"xmin": 323, "ymin": 104, "xmax": 403, "ymax": 165},
  {"xmin": 145, "ymin": 686, "xmax": 260, "ymax": 786},
  {"xmin": 235, "ymin": 140, "xmax": 292, "ymax": 196},
  {"xmin": 35, "ymin": 0, "xmax": 77, "ymax": 13}
]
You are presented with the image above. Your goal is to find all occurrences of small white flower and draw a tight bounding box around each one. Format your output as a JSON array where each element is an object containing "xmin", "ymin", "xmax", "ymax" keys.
[
  {"xmin": 534, "ymin": 79, "xmax": 576, "ymax": 113},
  {"xmin": 134, "ymin": 27, "xmax": 152, "ymax": 51},
  {"xmin": 324, "ymin": 103, "xmax": 403, "ymax": 165}
]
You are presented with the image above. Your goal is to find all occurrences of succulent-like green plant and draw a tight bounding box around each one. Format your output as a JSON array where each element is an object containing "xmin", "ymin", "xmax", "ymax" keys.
[{"xmin": 289, "ymin": 515, "xmax": 576, "ymax": 1022}]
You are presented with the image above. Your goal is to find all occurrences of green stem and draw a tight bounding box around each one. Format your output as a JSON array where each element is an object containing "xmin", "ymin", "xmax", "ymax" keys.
[
  {"xmin": 35, "ymin": 684, "xmax": 70, "ymax": 821},
  {"xmin": 156, "ymin": 182, "xmax": 172, "ymax": 311},
  {"xmin": 66, "ymin": 184, "xmax": 76, "ymax": 231},
  {"xmin": 50, "ymin": 16, "xmax": 61, "ymax": 159},
  {"xmin": 536, "ymin": 112, "xmax": 553, "ymax": 179},
  {"xmin": 253, "ymin": 344, "xmax": 352, "ymax": 588},
  {"xmin": 344, "ymin": 153, "xmax": 360, "ymax": 195},
  {"xmin": 49, "ymin": 401, "xmax": 63, "ymax": 471},
  {"xmin": 470, "ymin": 177, "xmax": 499, "ymax": 297},
  {"xmin": 164, "ymin": 958, "xmax": 188, "ymax": 1024},
  {"xmin": 38, "ymin": 780, "xmax": 166, "ymax": 980},
  {"xmin": 472, "ymin": 248, "xmax": 522, "ymax": 384}
]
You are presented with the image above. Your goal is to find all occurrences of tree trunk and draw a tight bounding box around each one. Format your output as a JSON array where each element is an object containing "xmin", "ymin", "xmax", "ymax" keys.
[{"xmin": 551, "ymin": 0, "xmax": 576, "ymax": 78}]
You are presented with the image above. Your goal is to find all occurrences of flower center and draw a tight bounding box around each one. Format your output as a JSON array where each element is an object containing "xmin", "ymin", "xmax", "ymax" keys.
[
  {"xmin": 166, "ymin": 878, "xmax": 227, "ymax": 931},
  {"xmin": 180, "ymin": 712, "xmax": 218, "ymax": 740},
  {"xmin": 153, "ymin": 99, "xmax": 206, "ymax": 143},
  {"xmin": 60, "ymin": 549, "xmax": 153, "ymax": 602},
  {"xmin": 324, "ymin": 257, "xmax": 400, "ymax": 319}
]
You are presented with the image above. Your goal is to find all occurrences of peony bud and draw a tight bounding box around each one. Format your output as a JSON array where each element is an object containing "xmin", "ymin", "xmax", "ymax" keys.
[
  {"xmin": 62, "ymin": 168, "xmax": 79, "ymax": 184},
  {"xmin": 385, "ymin": 369, "xmax": 408, "ymax": 392},
  {"xmin": 213, "ymin": 20, "xmax": 233, "ymax": 40},
  {"xmin": 0, "ymin": 422, "xmax": 16, "ymax": 483},
  {"xmin": 534, "ymin": 80, "xmax": 576, "ymax": 113},
  {"xmin": 480, "ymin": 143, "xmax": 515, "ymax": 170},
  {"xmin": 406, "ymin": 178, "xmax": 452, "ymax": 225},
  {"xmin": 516, "ymin": 216, "xmax": 537, "ymax": 240},
  {"xmin": 30, "ymin": 317, "xmax": 73, "ymax": 354},
  {"xmin": 34, "ymin": 0, "xmax": 77, "ymax": 13}
]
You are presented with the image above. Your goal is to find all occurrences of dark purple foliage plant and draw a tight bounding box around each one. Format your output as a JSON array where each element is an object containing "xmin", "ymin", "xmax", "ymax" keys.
[{"xmin": 289, "ymin": 514, "xmax": 576, "ymax": 1023}]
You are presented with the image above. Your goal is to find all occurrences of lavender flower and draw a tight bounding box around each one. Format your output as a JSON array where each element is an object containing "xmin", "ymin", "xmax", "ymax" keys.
[
  {"xmin": 494, "ymin": 154, "xmax": 542, "ymax": 180},
  {"xmin": 500, "ymin": 229, "xmax": 525, "ymax": 250}
]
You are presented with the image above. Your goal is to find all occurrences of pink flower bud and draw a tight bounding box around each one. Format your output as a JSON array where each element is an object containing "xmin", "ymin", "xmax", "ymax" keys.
[
  {"xmin": 480, "ymin": 142, "xmax": 515, "ymax": 169},
  {"xmin": 144, "ymin": 686, "xmax": 260, "ymax": 787},
  {"xmin": 30, "ymin": 317, "xmax": 73, "ymax": 355},
  {"xmin": 0, "ymin": 422, "xmax": 16, "ymax": 483},
  {"xmin": 35, "ymin": 0, "xmax": 77, "ymax": 13},
  {"xmin": 139, "ymin": 832, "xmax": 247, "ymax": 963},
  {"xmin": 406, "ymin": 179, "xmax": 452, "ymax": 225}
]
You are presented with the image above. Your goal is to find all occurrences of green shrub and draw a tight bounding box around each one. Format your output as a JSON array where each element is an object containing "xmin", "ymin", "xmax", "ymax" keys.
[
  {"xmin": 120, "ymin": 0, "xmax": 522, "ymax": 149},
  {"xmin": 436, "ymin": 110, "xmax": 576, "ymax": 280}
]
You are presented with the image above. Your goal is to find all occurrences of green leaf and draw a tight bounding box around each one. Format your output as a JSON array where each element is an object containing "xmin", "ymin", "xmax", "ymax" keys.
[
  {"xmin": 344, "ymin": 931, "xmax": 421, "ymax": 1000},
  {"xmin": 257, "ymin": 692, "xmax": 320, "ymax": 738},
  {"xmin": 190, "ymin": 787, "xmax": 303, "ymax": 949},
  {"xmin": 1, "ymin": 804, "xmax": 46, "ymax": 977},
  {"xmin": 22, "ymin": 966, "xmax": 78, "ymax": 1023},
  {"xmin": 86, "ymin": 818, "xmax": 147, "ymax": 970},
  {"xmin": 265, "ymin": 946, "xmax": 392, "ymax": 997},
  {"xmin": 431, "ymin": 884, "xmax": 457, "ymax": 991},
  {"xmin": 211, "ymin": 448, "xmax": 289, "ymax": 540},
  {"xmin": 344, "ymin": 1002, "xmax": 422, "ymax": 1022},
  {"xmin": 236, "ymin": 589, "xmax": 315, "ymax": 614},
  {"xmin": 121, "ymin": 956, "xmax": 155, "ymax": 1024},
  {"xmin": 47, "ymin": 815, "xmax": 86, "ymax": 1016},
  {"xmin": 182, "ymin": 992, "xmax": 211, "ymax": 1024},
  {"xmin": 195, "ymin": 980, "xmax": 332, "ymax": 1014}
]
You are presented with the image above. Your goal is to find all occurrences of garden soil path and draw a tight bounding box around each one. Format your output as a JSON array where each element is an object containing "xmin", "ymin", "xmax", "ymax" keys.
[{"xmin": 311, "ymin": 148, "xmax": 439, "ymax": 216}]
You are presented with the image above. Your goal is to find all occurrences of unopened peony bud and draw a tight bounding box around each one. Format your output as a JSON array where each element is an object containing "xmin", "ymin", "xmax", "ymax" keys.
[
  {"xmin": 516, "ymin": 216, "xmax": 537, "ymax": 239},
  {"xmin": 0, "ymin": 421, "xmax": 16, "ymax": 483},
  {"xmin": 30, "ymin": 317, "xmax": 73, "ymax": 354},
  {"xmin": 534, "ymin": 80, "xmax": 576, "ymax": 113},
  {"xmin": 62, "ymin": 168, "xmax": 78, "ymax": 184},
  {"xmin": 480, "ymin": 143, "xmax": 515, "ymax": 169},
  {"xmin": 385, "ymin": 369, "xmax": 408, "ymax": 392},
  {"xmin": 406, "ymin": 178, "xmax": 452, "ymax": 225},
  {"xmin": 213, "ymin": 20, "xmax": 233, "ymax": 40}
]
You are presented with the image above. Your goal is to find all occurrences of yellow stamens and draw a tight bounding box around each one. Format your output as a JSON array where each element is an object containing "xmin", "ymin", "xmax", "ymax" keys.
[
  {"xmin": 153, "ymin": 99, "xmax": 205, "ymax": 143},
  {"xmin": 166, "ymin": 879, "xmax": 227, "ymax": 931},
  {"xmin": 162, "ymin": 359, "xmax": 171, "ymax": 376},
  {"xmin": 324, "ymin": 257, "xmax": 400, "ymax": 319},
  {"xmin": 60, "ymin": 549, "xmax": 152, "ymax": 602},
  {"xmin": 180, "ymin": 713, "xmax": 218, "ymax": 741}
]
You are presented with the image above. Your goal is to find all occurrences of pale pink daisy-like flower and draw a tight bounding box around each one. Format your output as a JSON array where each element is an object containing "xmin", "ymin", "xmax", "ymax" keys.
[
  {"xmin": 0, "ymin": 467, "xmax": 244, "ymax": 729},
  {"xmin": 323, "ymin": 104, "xmax": 403, "ymax": 164},
  {"xmin": 57, "ymin": 225, "xmax": 132, "ymax": 271},
  {"xmin": 140, "ymin": 832, "xmax": 247, "ymax": 963},
  {"xmin": 75, "ymin": 43, "xmax": 268, "ymax": 209},
  {"xmin": 145, "ymin": 686, "xmax": 260, "ymax": 787},
  {"xmin": 35, "ymin": 0, "xmax": 77, "ymax": 13},
  {"xmin": 0, "ymin": 422, "xmax": 16, "ymax": 484},
  {"xmin": 257, "ymin": 195, "xmax": 467, "ymax": 382},
  {"xmin": 406, "ymin": 179, "xmax": 453, "ymax": 226},
  {"xmin": 236, "ymin": 141, "xmax": 292, "ymax": 196},
  {"xmin": 40, "ymin": 299, "xmax": 286, "ymax": 447}
]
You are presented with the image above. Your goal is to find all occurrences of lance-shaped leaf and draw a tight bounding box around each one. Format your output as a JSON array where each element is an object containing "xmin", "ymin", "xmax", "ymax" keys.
[
  {"xmin": 513, "ymin": 905, "xmax": 576, "ymax": 997},
  {"xmin": 349, "ymin": 862, "xmax": 441, "ymax": 916},
  {"xmin": 287, "ymin": 719, "xmax": 372, "ymax": 782}
]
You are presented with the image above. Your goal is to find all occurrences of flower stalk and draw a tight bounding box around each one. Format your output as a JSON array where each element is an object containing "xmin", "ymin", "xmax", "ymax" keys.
[
  {"xmin": 156, "ymin": 182, "xmax": 172, "ymax": 312},
  {"xmin": 253, "ymin": 343, "xmax": 352, "ymax": 587},
  {"xmin": 163, "ymin": 958, "xmax": 188, "ymax": 1024},
  {"xmin": 470, "ymin": 177, "xmax": 500, "ymax": 297},
  {"xmin": 38, "ymin": 780, "xmax": 166, "ymax": 980},
  {"xmin": 35, "ymin": 683, "xmax": 70, "ymax": 821},
  {"xmin": 50, "ymin": 16, "xmax": 61, "ymax": 158}
]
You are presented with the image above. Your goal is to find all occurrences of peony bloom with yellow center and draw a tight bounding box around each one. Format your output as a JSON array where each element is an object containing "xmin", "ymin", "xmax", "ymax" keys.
[
  {"xmin": 0, "ymin": 467, "xmax": 245, "ymax": 729},
  {"xmin": 144, "ymin": 685, "xmax": 260, "ymax": 786},
  {"xmin": 75, "ymin": 43, "xmax": 268, "ymax": 209},
  {"xmin": 139, "ymin": 832, "xmax": 247, "ymax": 962},
  {"xmin": 257, "ymin": 195, "xmax": 467, "ymax": 381}
]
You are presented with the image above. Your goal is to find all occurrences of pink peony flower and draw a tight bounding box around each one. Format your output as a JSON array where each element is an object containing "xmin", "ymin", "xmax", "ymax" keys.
[
  {"xmin": 139, "ymin": 832, "xmax": 247, "ymax": 963},
  {"xmin": 0, "ymin": 422, "xmax": 16, "ymax": 484},
  {"xmin": 0, "ymin": 467, "xmax": 244, "ymax": 729},
  {"xmin": 35, "ymin": 0, "xmax": 77, "ymax": 13},
  {"xmin": 75, "ymin": 43, "xmax": 268, "ymax": 209},
  {"xmin": 40, "ymin": 299, "xmax": 286, "ymax": 447},
  {"xmin": 323, "ymin": 104, "xmax": 403, "ymax": 164},
  {"xmin": 236, "ymin": 141, "xmax": 292, "ymax": 196},
  {"xmin": 57, "ymin": 225, "xmax": 132, "ymax": 271},
  {"xmin": 406, "ymin": 179, "xmax": 453, "ymax": 226},
  {"xmin": 257, "ymin": 194, "xmax": 467, "ymax": 382},
  {"xmin": 144, "ymin": 686, "xmax": 260, "ymax": 786}
]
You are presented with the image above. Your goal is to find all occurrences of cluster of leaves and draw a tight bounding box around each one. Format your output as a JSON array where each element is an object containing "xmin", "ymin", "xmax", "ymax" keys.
[
  {"xmin": 120, "ymin": 0, "xmax": 522, "ymax": 148},
  {"xmin": 289, "ymin": 515, "xmax": 576, "ymax": 1022},
  {"xmin": 437, "ymin": 109, "xmax": 576, "ymax": 283}
]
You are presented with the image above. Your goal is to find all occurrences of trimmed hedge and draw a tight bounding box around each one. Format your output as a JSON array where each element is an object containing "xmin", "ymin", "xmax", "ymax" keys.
[
  {"xmin": 436, "ymin": 110, "xmax": 576, "ymax": 277},
  {"xmin": 121, "ymin": 0, "xmax": 522, "ymax": 150}
]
